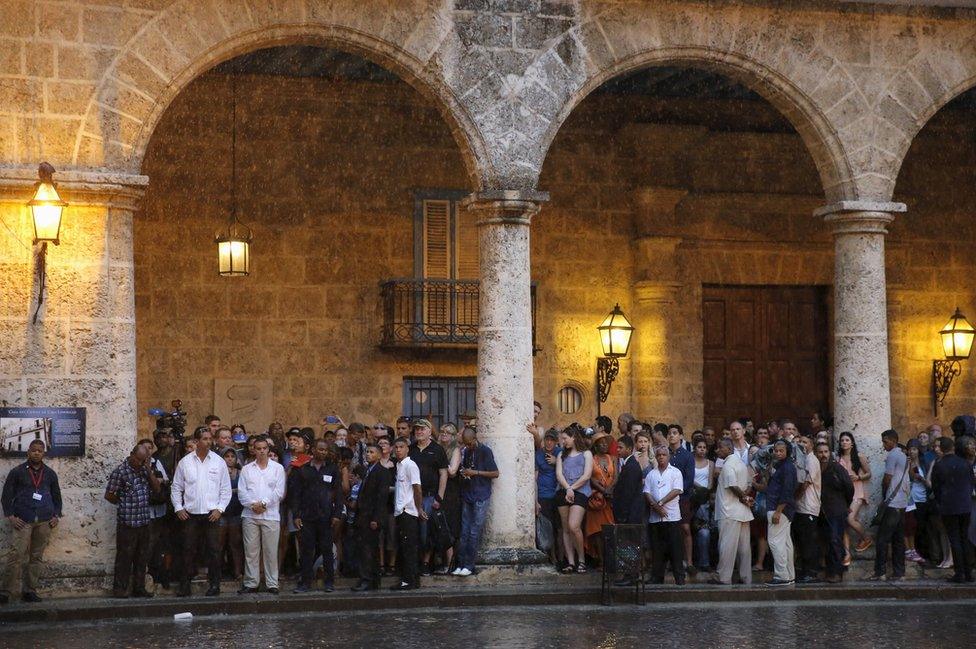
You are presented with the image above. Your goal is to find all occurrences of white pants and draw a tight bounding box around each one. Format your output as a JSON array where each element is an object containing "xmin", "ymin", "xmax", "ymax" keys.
[
  {"xmin": 716, "ymin": 517, "xmax": 752, "ymax": 584},
  {"xmin": 242, "ymin": 517, "xmax": 280, "ymax": 589},
  {"xmin": 767, "ymin": 511, "xmax": 795, "ymax": 582}
]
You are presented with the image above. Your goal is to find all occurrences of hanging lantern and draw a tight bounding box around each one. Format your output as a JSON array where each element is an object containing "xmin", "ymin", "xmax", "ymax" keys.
[
  {"xmin": 598, "ymin": 303, "xmax": 634, "ymax": 358},
  {"xmin": 216, "ymin": 74, "xmax": 252, "ymax": 277},
  {"xmin": 939, "ymin": 307, "xmax": 975, "ymax": 361},
  {"xmin": 29, "ymin": 162, "xmax": 67, "ymax": 244},
  {"xmin": 215, "ymin": 219, "xmax": 252, "ymax": 276}
]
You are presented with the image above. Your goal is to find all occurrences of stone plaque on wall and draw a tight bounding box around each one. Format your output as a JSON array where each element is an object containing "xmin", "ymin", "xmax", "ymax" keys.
[{"xmin": 214, "ymin": 379, "xmax": 273, "ymax": 434}]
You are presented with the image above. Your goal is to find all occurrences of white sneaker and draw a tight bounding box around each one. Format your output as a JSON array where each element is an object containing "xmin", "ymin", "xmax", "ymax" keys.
[
  {"xmin": 451, "ymin": 567, "xmax": 463, "ymax": 576},
  {"xmin": 456, "ymin": 568, "xmax": 472, "ymax": 577}
]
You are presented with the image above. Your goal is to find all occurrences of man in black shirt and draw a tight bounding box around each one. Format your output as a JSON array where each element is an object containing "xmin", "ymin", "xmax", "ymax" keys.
[
  {"xmin": 931, "ymin": 436, "xmax": 974, "ymax": 583},
  {"xmin": 352, "ymin": 444, "xmax": 393, "ymax": 591},
  {"xmin": 815, "ymin": 441, "xmax": 853, "ymax": 583},
  {"xmin": 289, "ymin": 439, "xmax": 343, "ymax": 593},
  {"xmin": 408, "ymin": 419, "xmax": 448, "ymax": 572},
  {"xmin": 1, "ymin": 439, "xmax": 62, "ymax": 604}
]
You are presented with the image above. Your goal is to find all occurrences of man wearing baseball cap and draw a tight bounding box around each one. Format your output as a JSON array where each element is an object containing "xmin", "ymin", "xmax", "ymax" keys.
[{"xmin": 408, "ymin": 419, "xmax": 448, "ymax": 574}]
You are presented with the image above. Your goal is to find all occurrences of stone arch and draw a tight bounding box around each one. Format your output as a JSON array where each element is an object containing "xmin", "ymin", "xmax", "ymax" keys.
[
  {"xmin": 538, "ymin": 47, "xmax": 856, "ymax": 202},
  {"xmin": 73, "ymin": 1, "xmax": 489, "ymax": 190},
  {"xmin": 890, "ymin": 72, "xmax": 976, "ymax": 194}
]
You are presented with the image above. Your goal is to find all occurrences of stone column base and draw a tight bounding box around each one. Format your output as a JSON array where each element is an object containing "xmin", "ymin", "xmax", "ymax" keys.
[{"xmin": 478, "ymin": 546, "xmax": 549, "ymax": 566}]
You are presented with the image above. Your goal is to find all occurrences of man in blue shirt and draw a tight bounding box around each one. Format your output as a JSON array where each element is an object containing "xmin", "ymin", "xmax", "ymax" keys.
[
  {"xmin": 755, "ymin": 440, "xmax": 796, "ymax": 586},
  {"xmin": 535, "ymin": 429, "xmax": 561, "ymax": 562},
  {"xmin": 1, "ymin": 439, "xmax": 62, "ymax": 604},
  {"xmin": 453, "ymin": 427, "xmax": 499, "ymax": 577},
  {"xmin": 668, "ymin": 425, "xmax": 696, "ymax": 575}
]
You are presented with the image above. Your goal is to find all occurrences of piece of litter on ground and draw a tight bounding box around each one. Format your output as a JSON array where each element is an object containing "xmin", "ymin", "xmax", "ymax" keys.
[{"xmin": 173, "ymin": 612, "xmax": 193, "ymax": 621}]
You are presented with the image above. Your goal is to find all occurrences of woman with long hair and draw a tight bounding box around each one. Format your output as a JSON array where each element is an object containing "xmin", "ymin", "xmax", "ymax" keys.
[
  {"xmin": 837, "ymin": 431, "xmax": 873, "ymax": 564},
  {"xmin": 555, "ymin": 424, "xmax": 593, "ymax": 573},
  {"xmin": 438, "ymin": 423, "xmax": 461, "ymax": 573},
  {"xmin": 583, "ymin": 431, "xmax": 617, "ymax": 562},
  {"xmin": 218, "ymin": 446, "xmax": 244, "ymax": 580},
  {"xmin": 692, "ymin": 438, "xmax": 715, "ymax": 570},
  {"xmin": 376, "ymin": 436, "xmax": 398, "ymax": 575},
  {"xmin": 634, "ymin": 430, "xmax": 652, "ymax": 477},
  {"xmin": 925, "ymin": 437, "xmax": 953, "ymax": 569}
]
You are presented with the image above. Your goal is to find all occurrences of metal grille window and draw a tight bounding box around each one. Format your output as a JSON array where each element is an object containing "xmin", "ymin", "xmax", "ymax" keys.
[
  {"xmin": 402, "ymin": 376, "xmax": 476, "ymax": 431},
  {"xmin": 557, "ymin": 386, "xmax": 583, "ymax": 415}
]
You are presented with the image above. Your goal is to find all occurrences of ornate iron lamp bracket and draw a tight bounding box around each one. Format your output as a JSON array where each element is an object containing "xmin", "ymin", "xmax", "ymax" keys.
[{"xmin": 933, "ymin": 359, "xmax": 961, "ymax": 413}]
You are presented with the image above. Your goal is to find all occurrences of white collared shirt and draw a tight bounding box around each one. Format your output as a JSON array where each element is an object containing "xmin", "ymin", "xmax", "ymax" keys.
[
  {"xmin": 238, "ymin": 459, "xmax": 286, "ymax": 521},
  {"xmin": 395, "ymin": 457, "xmax": 421, "ymax": 517},
  {"xmin": 171, "ymin": 450, "xmax": 231, "ymax": 515},
  {"xmin": 643, "ymin": 464, "xmax": 684, "ymax": 523}
]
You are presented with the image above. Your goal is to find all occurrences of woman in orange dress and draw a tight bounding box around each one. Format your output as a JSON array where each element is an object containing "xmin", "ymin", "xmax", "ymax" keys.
[{"xmin": 584, "ymin": 431, "xmax": 617, "ymax": 561}]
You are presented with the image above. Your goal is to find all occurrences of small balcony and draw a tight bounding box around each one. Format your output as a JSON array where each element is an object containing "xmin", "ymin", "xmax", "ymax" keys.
[{"xmin": 380, "ymin": 278, "xmax": 537, "ymax": 351}]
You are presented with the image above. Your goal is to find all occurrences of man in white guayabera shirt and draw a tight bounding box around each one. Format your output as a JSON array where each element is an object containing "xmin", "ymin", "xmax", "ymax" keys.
[
  {"xmin": 171, "ymin": 426, "xmax": 231, "ymax": 597},
  {"xmin": 236, "ymin": 437, "xmax": 286, "ymax": 595}
]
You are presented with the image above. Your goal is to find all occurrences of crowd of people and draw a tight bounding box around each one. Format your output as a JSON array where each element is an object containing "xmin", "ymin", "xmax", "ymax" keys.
[
  {"xmin": 1, "ymin": 415, "xmax": 497, "ymax": 602},
  {"xmin": 1, "ymin": 406, "xmax": 974, "ymax": 603},
  {"xmin": 529, "ymin": 411, "xmax": 976, "ymax": 586}
]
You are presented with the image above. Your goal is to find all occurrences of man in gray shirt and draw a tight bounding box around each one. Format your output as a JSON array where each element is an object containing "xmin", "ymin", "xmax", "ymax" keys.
[{"xmin": 869, "ymin": 429, "xmax": 909, "ymax": 581}]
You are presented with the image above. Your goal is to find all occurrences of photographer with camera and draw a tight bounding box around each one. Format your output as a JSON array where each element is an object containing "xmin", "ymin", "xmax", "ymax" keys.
[{"xmin": 105, "ymin": 444, "xmax": 161, "ymax": 598}]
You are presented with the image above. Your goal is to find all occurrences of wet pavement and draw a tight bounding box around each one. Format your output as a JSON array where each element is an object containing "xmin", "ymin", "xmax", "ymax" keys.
[{"xmin": 3, "ymin": 600, "xmax": 971, "ymax": 649}]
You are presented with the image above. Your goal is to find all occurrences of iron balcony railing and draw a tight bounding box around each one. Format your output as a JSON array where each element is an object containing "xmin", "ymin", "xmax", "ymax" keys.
[{"xmin": 380, "ymin": 278, "xmax": 537, "ymax": 351}]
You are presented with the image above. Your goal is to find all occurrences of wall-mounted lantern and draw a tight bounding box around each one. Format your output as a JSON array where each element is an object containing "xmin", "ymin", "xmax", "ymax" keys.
[
  {"xmin": 28, "ymin": 162, "xmax": 67, "ymax": 324},
  {"xmin": 29, "ymin": 162, "xmax": 66, "ymax": 244},
  {"xmin": 596, "ymin": 303, "xmax": 634, "ymax": 415},
  {"xmin": 933, "ymin": 307, "xmax": 975, "ymax": 413}
]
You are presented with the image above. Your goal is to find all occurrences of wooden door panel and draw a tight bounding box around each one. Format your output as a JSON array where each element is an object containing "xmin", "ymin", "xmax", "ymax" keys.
[
  {"xmin": 730, "ymin": 300, "xmax": 757, "ymax": 351},
  {"xmin": 703, "ymin": 285, "xmax": 828, "ymax": 430},
  {"xmin": 703, "ymin": 359, "xmax": 727, "ymax": 408},
  {"xmin": 702, "ymin": 299, "xmax": 726, "ymax": 349}
]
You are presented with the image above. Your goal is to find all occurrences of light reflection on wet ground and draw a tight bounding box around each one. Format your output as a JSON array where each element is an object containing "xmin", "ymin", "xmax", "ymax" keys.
[{"xmin": 3, "ymin": 600, "xmax": 971, "ymax": 649}]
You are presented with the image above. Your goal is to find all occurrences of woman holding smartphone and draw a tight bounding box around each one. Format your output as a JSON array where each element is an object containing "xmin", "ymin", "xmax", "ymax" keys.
[{"xmin": 555, "ymin": 424, "xmax": 593, "ymax": 574}]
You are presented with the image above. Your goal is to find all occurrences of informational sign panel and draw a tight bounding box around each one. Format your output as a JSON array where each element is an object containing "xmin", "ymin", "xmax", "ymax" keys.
[{"xmin": 0, "ymin": 407, "xmax": 86, "ymax": 457}]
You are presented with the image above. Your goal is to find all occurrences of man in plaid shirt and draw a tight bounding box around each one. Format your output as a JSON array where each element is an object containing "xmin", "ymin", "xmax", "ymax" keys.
[{"xmin": 105, "ymin": 445, "xmax": 160, "ymax": 598}]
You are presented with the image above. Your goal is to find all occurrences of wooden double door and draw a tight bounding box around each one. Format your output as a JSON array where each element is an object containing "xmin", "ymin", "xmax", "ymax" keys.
[{"xmin": 702, "ymin": 285, "xmax": 829, "ymax": 434}]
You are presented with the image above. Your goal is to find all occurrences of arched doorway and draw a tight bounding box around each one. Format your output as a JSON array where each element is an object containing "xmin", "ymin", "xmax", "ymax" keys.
[
  {"xmin": 890, "ymin": 84, "xmax": 976, "ymax": 430},
  {"xmin": 535, "ymin": 64, "xmax": 831, "ymax": 434},
  {"xmin": 135, "ymin": 44, "xmax": 481, "ymax": 430}
]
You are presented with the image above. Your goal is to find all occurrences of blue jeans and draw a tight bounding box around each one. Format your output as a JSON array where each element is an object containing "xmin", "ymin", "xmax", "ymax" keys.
[
  {"xmin": 693, "ymin": 503, "xmax": 711, "ymax": 568},
  {"xmin": 419, "ymin": 495, "xmax": 437, "ymax": 552},
  {"xmin": 458, "ymin": 499, "xmax": 490, "ymax": 570}
]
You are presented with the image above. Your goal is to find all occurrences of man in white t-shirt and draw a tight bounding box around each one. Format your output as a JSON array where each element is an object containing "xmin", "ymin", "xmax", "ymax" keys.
[
  {"xmin": 644, "ymin": 446, "xmax": 685, "ymax": 585},
  {"xmin": 710, "ymin": 438, "xmax": 754, "ymax": 585},
  {"xmin": 794, "ymin": 434, "xmax": 822, "ymax": 584},
  {"xmin": 237, "ymin": 437, "xmax": 286, "ymax": 594},
  {"xmin": 392, "ymin": 437, "xmax": 426, "ymax": 591}
]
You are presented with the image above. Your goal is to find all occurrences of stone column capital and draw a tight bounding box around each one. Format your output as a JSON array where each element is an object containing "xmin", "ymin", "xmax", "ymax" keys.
[
  {"xmin": 633, "ymin": 280, "xmax": 682, "ymax": 305},
  {"xmin": 0, "ymin": 166, "xmax": 148, "ymax": 210},
  {"xmin": 462, "ymin": 190, "xmax": 549, "ymax": 226},
  {"xmin": 814, "ymin": 201, "xmax": 907, "ymax": 236}
]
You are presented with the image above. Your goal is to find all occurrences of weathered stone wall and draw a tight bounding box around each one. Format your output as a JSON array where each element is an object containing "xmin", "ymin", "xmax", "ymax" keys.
[{"xmin": 0, "ymin": 177, "xmax": 142, "ymax": 585}]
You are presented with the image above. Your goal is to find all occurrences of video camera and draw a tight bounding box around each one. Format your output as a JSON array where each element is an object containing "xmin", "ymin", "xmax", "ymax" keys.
[{"xmin": 149, "ymin": 399, "xmax": 187, "ymax": 442}]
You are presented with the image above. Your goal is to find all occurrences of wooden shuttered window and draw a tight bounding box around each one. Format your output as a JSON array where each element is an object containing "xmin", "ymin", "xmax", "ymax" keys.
[{"xmin": 420, "ymin": 195, "xmax": 479, "ymax": 335}]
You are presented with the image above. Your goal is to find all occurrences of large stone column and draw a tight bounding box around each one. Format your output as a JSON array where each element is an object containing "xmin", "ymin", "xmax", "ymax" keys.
[
  {"xmin": 463, "ymin": 189, "xmax": 548, "ymax": 565},
  {"xmin": 0, "ymin": 167, "xmax": 146, "ymax": 590},
  {"xmin": 815, "ymin": 200, "xmax": 906, "ymax": 502}
]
